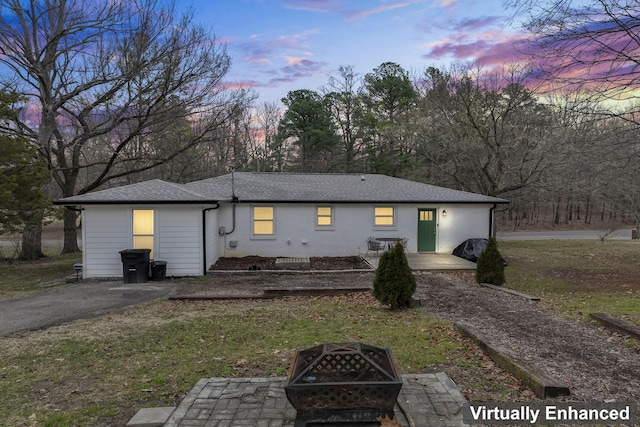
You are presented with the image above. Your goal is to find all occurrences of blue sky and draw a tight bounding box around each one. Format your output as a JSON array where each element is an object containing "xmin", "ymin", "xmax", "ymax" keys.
[{"xmin": 192, "ymin": 0, "xmax": 526, "ymax": 104}]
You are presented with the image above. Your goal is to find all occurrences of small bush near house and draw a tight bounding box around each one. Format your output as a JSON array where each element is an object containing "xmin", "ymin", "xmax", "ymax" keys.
[
  {"xmin": 476, "ymin": 237, "xmax": 505, "ymax": 286},
  {"xmin": 373, "ymin": 242, "xmax": 416, "ymax": 309}
]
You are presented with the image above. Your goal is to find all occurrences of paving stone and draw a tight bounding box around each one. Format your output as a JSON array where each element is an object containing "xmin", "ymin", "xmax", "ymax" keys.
[{"xmin": 164, "ymin": 374, "xmax": 468, "ymax": 427}]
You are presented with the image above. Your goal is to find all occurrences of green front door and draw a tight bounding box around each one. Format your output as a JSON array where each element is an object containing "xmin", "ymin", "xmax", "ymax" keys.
[{"xmin": 417, "ymin": 209, "xmax": 436, "ymax": 252}]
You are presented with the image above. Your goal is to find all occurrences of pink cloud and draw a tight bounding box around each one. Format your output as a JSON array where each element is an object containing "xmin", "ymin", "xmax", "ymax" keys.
[
  {"xmin": 423, "ymin": 31, "xmax": 526, "ymax": 66},
  {"xmin": 418, "ymin": 15, "xmax": 505, "ymax": 34},
  {"xmin": 453, "ymin": 16, "xmax": 505, "ymax": 32},
  {"xmin": 258, "ymin": 59, "xmax": 329, "ymax": 88},
  {"xmin": 282, "ymin": 0, "xmax": 427, "ymax": 21},
  {"xmin": 278, "ymin": 58, "xmax": 328, "ymax": 80},
  {"xmin": 235, "ymin": 30, "xmax": 318, "ymax": 64},
  {"xmin": 521, "ymin": 30, "xmax": 640, "ymax": 93},
  {"xmin": 283, "ymin": 56, "xmax": 308, "ymax": 65},
  {"xmin": 345, "ymin": 2, "xmax": 413, "ymax": 20}
]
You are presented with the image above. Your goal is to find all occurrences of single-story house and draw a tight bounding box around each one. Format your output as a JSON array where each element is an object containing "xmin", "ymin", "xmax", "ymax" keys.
[{"xmin": 55, "ymin": 172, "xmax": 508, "ymax": 278}]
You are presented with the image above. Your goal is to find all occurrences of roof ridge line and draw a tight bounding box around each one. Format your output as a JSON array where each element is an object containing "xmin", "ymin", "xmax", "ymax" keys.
[{"xmin": 163, "ymin": 180, "xmax": 210, "ymax": 199}]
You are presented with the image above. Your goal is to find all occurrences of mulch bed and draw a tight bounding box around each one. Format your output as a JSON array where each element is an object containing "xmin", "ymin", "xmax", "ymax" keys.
[{"xmin": 210, "ymin": 255, "xmax": 372, "ymax": 271}]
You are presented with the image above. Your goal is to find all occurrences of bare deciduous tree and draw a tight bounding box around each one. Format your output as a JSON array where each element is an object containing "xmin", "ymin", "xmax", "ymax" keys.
[
  {"xmin": 508, "ymin": 0, "xmax": 640, "ymax": 121},
  {"xmin": 251, "ymin": 101, "xmax": 285, "ymax": 172},
  {"xmin": 0, "ymin": 0, "xmax": 248, "ymax": 257},
  {"xmin": 323, "ymin": 65, "xmax": 365, "ymax": 172},
  {"xmin": 415, "ymin": 65, "xmax": 562, "ymax": 200}
]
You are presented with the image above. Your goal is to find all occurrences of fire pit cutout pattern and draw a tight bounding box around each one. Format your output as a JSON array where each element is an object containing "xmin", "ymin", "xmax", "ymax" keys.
[{"xmin": 286, "ymin": 342, "xmax": 403, "ymax": 426}]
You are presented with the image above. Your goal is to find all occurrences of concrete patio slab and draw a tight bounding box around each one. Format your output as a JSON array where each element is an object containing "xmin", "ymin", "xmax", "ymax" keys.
[{"xmin": 364, "ymin": 253, "xmax": 476, "ymax": 271}]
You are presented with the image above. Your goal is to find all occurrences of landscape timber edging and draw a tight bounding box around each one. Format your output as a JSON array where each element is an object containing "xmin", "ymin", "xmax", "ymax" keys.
[
  {"xmin": 454, "ymin": 323, "xmax": 570, "ymax": 399},
  {"xmin": 479, "ymin": 283, "xmax": 540, "ymax": 301},
  {"xmin": 590, "ymin": 312, "xmax": 640, "ymax": 340}
]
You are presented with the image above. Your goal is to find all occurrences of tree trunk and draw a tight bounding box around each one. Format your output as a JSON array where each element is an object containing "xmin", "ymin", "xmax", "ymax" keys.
[
  {"xmin": 19, "ymin": 212, "xmax": 45, "ymax": 260},
  {"xmin": 62, "ymin": 208, "xmax": 80, "ymax": 253}
]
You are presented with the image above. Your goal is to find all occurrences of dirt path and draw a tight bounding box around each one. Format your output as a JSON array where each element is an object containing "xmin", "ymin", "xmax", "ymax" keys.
[{"xmin": 414, "ymin": 272, "xmax": 640, "ymax": 403}]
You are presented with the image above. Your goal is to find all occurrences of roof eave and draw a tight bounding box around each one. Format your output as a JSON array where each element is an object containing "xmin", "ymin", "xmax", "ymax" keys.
[
  {"xmin": 220, "ymin": 199, "xmax": 509, "ymax": 204},
  {"xmin": 53, "ymin": 199, "xmax": 220, "ymax": 206}
]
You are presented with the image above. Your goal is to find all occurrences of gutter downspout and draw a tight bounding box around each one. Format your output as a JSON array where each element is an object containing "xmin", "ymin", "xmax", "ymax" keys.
[
  {"xmin": 224, "ymin": 198, "xmax": 239, "ymax": 235},
  {"xmin": 202, "ymin": 204, "xmax": 220, "ymax": 275}
]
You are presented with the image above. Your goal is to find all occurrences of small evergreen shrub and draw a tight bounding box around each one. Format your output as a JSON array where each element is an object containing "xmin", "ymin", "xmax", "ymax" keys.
[
  {"xmin": 475, "ymin": 237, "xmax": 505, "ymax": 286},
  {"xmin": 373, "ymin": 242, "xmax": 416, "ymax": 309}
]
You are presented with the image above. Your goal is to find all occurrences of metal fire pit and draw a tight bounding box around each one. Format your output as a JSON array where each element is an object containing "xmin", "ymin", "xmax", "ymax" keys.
[{"xmin": 285, "ymin": 342, "xmax": 403, "ymax": 426}]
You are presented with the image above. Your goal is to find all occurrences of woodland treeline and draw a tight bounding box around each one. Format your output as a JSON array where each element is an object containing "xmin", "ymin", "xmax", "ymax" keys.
[
  {"xmin": 0, "ymin": 0, "xmax": 639, "ymax": 259},
  {"xmin": 126, "ymin": 62, "xmax": 640, "ymax": 233}
]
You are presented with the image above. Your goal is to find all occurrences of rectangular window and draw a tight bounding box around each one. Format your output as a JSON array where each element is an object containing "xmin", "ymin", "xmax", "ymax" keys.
[
  {"xmin": 419, "ymin": 210, "xmax": 433, "ymax": 221},
  {"xmin": 316, "ymin": 206, "xmax": 333, "ymax": 227},
  {"xmin": 374, "ymin": 207, "xmax": 395, "ymax": 226},
  {"xmin": 133, "ymin": 209, "xmax": 154, "ymax": 258},
  {"xmin": 253, "ymin": 206, "xmax": 274, "ymax": 235}
]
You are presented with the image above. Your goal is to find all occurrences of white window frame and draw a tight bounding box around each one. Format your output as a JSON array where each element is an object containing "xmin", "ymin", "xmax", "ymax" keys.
[
  {"xmin": 373, "ymin": 206, "xmax": 397, "ymax": 229},
  {"xmin": 132, "ymin": 209, "xmax": 155, "ymax": 258},
  {"xmin": 315, "ymin": 206, "xmax": 335, "ymax": 230},
  {"xmin": 251, "ymin": 205, "xmax": 276, "ymax": 239}
]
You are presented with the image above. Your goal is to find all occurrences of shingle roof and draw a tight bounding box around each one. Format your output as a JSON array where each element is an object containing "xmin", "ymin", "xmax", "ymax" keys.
[
  {"xmin": 54, "ymin": 179, "xmax": 213, "ymax": 205},
  {"xmin": 56, "ymin": 173, "xmax": 507, "ymax": 205},
  {"xmin": 186, "ymin": 173, "xmax": 507, "ymax": 203}
]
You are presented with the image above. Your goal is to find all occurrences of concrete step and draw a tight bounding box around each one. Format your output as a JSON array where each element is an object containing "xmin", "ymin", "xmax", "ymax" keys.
[{"xmin": 126, "ymin": 407, "xmax": 176, "ymax": 427}]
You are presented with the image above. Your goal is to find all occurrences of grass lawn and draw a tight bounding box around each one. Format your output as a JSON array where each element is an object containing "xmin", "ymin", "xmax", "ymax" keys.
[
  {"xmin": 1, "ymin": 239, "xmax": 639, "ymax": 426},
  {"xmin": 0, "ymin": 248, "xmax": 82, "ymax": 300},
  {"xmin": 0, "ymin": 295, "xmax": 522, "ymax": 427},
  {"xmin": 500, "ymin": 240, "xmax": 640, "ymax": 326}
]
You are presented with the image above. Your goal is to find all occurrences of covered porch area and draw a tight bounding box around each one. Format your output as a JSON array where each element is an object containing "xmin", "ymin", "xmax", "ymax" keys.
[{"xmin": 363, "ymin": 253, "xmax": 476, "ymax": 271}]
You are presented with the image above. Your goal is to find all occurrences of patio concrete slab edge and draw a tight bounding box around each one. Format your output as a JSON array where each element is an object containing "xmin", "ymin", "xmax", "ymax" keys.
[
  {"xmin": 455, "ymin": 323, "xmax": 570, "ymax": 398},
  {"xmin": 590, "ymin": 313, "xmax": 640, "ymax": 340},
  {"xmin": 126, "ymin": 406, "xmax": 175, "ymax": 427}
]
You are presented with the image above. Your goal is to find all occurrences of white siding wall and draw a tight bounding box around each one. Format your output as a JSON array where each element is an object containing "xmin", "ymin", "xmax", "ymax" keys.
[
  {"xmin": 436, "ymin": 204, "xmax": 491, "ymax": 252},
  {"xmin": 81, "ymin": 205, "xmax": 205, "ymax": 278},
  {"xmin": 156, "ymin": 207, "xmax": 202, "ymax": 277},
  {"xmin": 210, "ymin": 202, "xmax": 493, "ymax": 260},
  {"xmin": 82, "ymin": 207, "xmax": 131, "ymax": 278},
  {"xmin": 204, "ymin": 208, "xmax": 219, "ymax": 273},
  {"xmin": 82, "ymin": 202, "xmax": 493, "ymax": 276}
]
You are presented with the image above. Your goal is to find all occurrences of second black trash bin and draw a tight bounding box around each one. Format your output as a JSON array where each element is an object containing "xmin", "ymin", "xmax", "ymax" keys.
[
  {"xmin": 119, "ymin": 249, "xmax": 151, "ymax": 283},
  {"xmin": 150, "ymin": 260, "xmax": 167, "ymax": 281}
]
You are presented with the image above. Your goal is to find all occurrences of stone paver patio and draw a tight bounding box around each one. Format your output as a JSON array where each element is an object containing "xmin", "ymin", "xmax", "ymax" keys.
[{"xmin": 162, "ymin": 373, "xmax": 468, "ymax": 427}]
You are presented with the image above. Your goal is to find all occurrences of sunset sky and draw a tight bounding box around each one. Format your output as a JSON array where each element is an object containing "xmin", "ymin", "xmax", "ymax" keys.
[{"xmin": 197, "ymin": 0, "xmax": 528, "ymax": 104}]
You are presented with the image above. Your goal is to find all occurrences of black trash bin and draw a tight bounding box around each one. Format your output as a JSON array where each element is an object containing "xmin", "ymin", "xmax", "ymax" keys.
[
  {"xmin": 119, "ymin": 249, "xmax": 151, "ymax": 283},
  {"xmin": 150, "ymin": 260, "xmax": 167, "ymax": 281}
]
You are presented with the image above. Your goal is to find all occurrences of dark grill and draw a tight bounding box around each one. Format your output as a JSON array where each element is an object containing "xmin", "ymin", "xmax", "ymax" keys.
[{"xmin": 285, "ymin": 342, "xmax": 403, "ymax": 426}]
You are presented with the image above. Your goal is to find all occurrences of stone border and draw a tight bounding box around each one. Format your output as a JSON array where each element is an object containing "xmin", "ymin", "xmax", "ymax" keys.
[
  {"xmin": 590, "ymin": 312, "xmax": 640, "ymax": 340},
  {"xmin": 263, "ymin": 286, "xmax": 371, "ymax": 297},
  {"xmin": 455, "ymin": 323, "xmax": 570, "ymax": 398},
  {"xmin": 479, "ymin": 283, "xmax": 540, "ymax": 301},
  {"xmin": 168, "ymin": 286, "xmax": 372, "ymax": 301}
]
